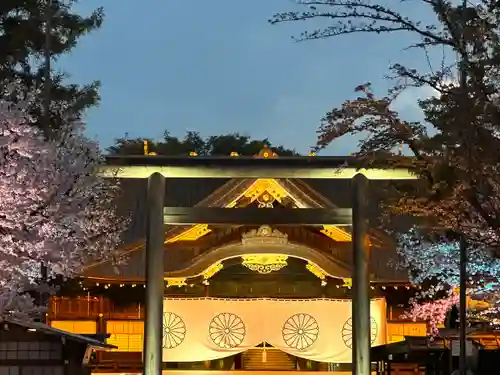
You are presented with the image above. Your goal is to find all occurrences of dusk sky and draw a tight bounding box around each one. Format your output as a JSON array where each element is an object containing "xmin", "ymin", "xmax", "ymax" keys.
[{"xmin": 61, "ymin": 0, "xmax": 442, "ymax": 155}]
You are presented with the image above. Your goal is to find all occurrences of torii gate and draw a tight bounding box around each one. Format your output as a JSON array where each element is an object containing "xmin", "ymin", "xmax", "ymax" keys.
[{"xmin": 100, "ymin": 153, "xmax": 416, "ymax": 375}]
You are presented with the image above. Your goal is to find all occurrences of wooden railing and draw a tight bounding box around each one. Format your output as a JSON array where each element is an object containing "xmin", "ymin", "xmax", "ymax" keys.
[{"xmin": 48, "ymin": 296, "xmax": 144, "ymax": 320}]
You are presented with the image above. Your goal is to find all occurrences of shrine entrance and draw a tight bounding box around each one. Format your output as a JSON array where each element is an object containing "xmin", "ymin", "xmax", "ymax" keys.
[{"xmin": 101, "ymin": 153, "xmax": 415, "ymax": 375}]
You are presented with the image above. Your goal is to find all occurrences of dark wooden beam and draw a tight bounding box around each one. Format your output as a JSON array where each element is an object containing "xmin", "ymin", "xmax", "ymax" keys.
[
  {"xmin": 163, "ymin": 207, "xmax": 352, "ymax": 225},
  {"xmin": 107, "ymin": 155, "xmax": 358, "ymax": 168}
]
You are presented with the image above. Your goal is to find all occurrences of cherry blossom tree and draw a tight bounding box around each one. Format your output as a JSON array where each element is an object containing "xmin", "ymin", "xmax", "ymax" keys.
[
  {"xmin": 396, "ymin": 229, "xmax": 500, "ymax": 333},
  {"xmin": 0, "ymin": 98, "xmax": 128, "ymax": 319},
  {"xmin": 271, "ymin": 1, "xmax": 500, "ymax": 329},
  {"xmin": 398, "ymin": 229, "xmax": 500, "ymax": 288},
  {"xmin": 403, "ymin": 293, "xmax": 459, "ymax": 336},
  {"xmin": 271, "ymin": 1, "xmax": 500, "ymax": 245},
  {"xmin": 307, "ymin": 81, "xmax": 500, "ymax": 329}
]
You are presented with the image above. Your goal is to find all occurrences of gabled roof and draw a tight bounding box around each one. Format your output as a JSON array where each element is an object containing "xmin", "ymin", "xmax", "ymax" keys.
[
  {"xmin": 82, "ymin": 175, "xmax": 401, "ymax": 280},
  {"xmin": 83, "ymin": 177, "xmax": 351, "ymax": 273},
  {"xmin": 165, "ymin": 178, "xmax": 353, "ymax": 243}
]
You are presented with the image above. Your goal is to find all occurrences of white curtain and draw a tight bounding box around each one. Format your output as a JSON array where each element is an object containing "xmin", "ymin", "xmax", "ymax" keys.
[{"xmin": 162, "ymin": 298, "xmax": 386, "ymax": 363}]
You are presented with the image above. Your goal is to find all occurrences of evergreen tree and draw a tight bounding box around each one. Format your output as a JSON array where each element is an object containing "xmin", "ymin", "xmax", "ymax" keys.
[
  {"xmin": 107, "ymin": 131, "xmax": 300, "ymax": 156},
  {"xmin": 0, "ymin": 0, "xmax": 104, "ymax": 137}
]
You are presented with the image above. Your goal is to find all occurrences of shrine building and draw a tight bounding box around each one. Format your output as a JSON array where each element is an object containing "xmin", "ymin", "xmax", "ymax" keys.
[{"xmin": 47, "ymin": 149, "xmax": 429, "ymax": 375}]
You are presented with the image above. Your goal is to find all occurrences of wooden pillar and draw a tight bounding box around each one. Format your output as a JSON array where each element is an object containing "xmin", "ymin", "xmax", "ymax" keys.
[
  {"xmin": 459, "ymin": 236, "xmax": 467, "ymax": 375},
  {"xmin": 143, "ymin": 172, "xmax": 165, "ymax": 375},
  {"xmin": 351, "ymin": 173, "xmax": 371, "ymax": 375}
]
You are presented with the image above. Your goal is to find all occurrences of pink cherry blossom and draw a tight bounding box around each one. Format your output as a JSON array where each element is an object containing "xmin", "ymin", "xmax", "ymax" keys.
[
  {"xmin": 402, "ymin": 294, "xmax": 459, "ymax": 336},
  {"xmin": 0, "ymin": 98, "xmax": 128, "ymax": 319},
  {"xmin": 397, "ymin": 228, "xmax": 500, "ymax": 333}
]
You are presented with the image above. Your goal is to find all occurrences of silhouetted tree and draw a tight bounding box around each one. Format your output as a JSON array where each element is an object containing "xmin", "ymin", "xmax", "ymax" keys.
[
  {"xmin": 107, "ymin": 131, "xmax": 299, "ymax": 156},
  {"xmin": 272, "ymin": 1, "xmax": 500, "ymax": 246},
  {"xmin": 1, "ymin": 0, "xmax": 104, "ymax": 136}
]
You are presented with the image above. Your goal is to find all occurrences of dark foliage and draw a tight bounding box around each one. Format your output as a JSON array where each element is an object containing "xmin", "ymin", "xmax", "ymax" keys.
[
  {"xmin": 272, "ymin": 1, "xmax": 500, "ymax": 245},
  {"xmin": 0, "ymin": 0, "xmax": 104, "ymax": 137},
  {"xmin": 107, "ymin": 131, "xmax": 300, "ymax": 156}
]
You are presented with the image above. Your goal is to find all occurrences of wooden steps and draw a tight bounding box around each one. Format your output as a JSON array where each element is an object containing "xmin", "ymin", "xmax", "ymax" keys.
[{"xmin": 242, "ymin": 349, "xmax": 296, "ymax": 371}]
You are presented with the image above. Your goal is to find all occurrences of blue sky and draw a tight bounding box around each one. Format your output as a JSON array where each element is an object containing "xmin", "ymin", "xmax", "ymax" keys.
[{"xmin": 60, "ymin": 0, "xmax": 440, "ymax": 155}]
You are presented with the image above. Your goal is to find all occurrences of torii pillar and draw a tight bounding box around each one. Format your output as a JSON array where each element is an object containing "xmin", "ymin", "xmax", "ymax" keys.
[
  {"xmin": 143, "ymin": 172, "xmax": 165, "ymax": 375},
  {"xmin": 352, "ymin": 173, "xmax": 371, "ymax": 375}
]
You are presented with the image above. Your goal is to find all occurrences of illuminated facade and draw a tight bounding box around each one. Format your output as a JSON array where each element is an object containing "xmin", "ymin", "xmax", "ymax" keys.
[{"xmin": 48, "ymin": 150, "xmax": 428, "ymax": 374}]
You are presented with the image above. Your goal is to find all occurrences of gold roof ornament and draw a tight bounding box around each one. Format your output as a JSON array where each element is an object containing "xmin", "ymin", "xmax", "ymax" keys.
[
  {"xmin": 256, "ymin": 192, "xmax": 275, "ymax": 208},
  {"xmin": 241, "ymin": 225, "xmax": 288, "ymax": 246},
  {"xmin": 230, "ymin": 152, "xmax": 239, "ymax": 156},
  {"xmin": 189, "ymin": 151, "xmax": 198, "ymax": 156},
  {"xmin": 143, "ymin": 140, "xmax": 157, "ymax": 155},
  {"xmin": 243, "ymin": 179, "xmax": 286, "ymax": 204},
  {"xmin": 256, "ymin": 147, "xmax": 277, "ymax": 158}
]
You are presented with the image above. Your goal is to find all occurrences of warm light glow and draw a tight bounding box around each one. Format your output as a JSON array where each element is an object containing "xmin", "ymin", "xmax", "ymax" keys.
[
  {"xmin": 99, "ymin": 165, "xmax": 417, "ymax": 180},
  {"xmin": 202, "ymin": 263, "xmax": 223, "ymax": 279},
  {"xmin": 342, "ymin": 278, "xmax": 352, "ymax": 288},
  {"xmin": 320, "ymin": 225, "xmax": 352, "ymax": 242},
  {"xmin": 166, "ymin": 224, "xmax": 211, "ymax": 243},
  {"xmin": 165, "ymin": 277, "xmax": 187, "ymax": 287},
  {"xmin": 51, "ymin": 320, "xmax": 97, "ymax": 334},
  {"xmin": 106, "ymin": 321, "xmax": 144, "ymax": 352},
  {"xmin": 166, "ymin": 178, "xmax": 353, "ymax": 243},
  {"xmin": 143, "ymin": 140, "xmax": 157, "ymax": 156},
  {"xmin": 387, "ymin": 322, "xmax": 427, "ymax": 344},
  {"xmin": 241, "ymin": 254, "xmax": 288, "ymax": 274},
  {"xmin": 162, "ymin": 298, "xmax": 387, "ymax": 363},
  {"xmin": 94, "ymin": 372, "xmax": 367, "ymax": 375},
  {"xmin": 306, "ymin": 262, "xmax": 327, "ymax": 280}
]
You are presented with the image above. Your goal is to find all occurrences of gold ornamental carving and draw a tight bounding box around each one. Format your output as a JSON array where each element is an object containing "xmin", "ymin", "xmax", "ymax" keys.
[
  {"xmin": 241, "ymin": 254, "xmax": 288, "ymax": 274},
  {"xmin": 342, "ymin": 278, "xmax": 352, "ymax": 288},
  {"xmin": 202, "ymin": 263, "xmax": 223, "ymax": 280},
  {"xmin": 165, "ymin": 277, "xmax": 187, "ymax": 287},
  {"xmin": 306, "ymin": 262, "xmax": 327, "ymax": 280}
]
